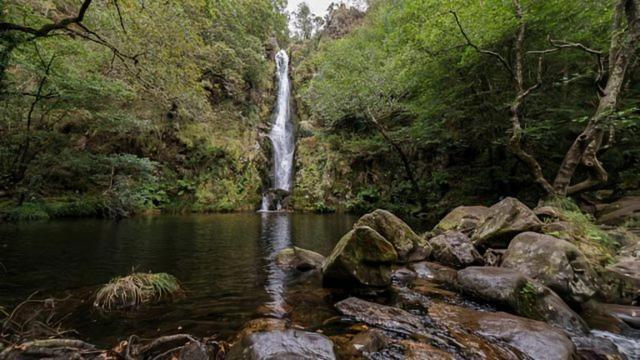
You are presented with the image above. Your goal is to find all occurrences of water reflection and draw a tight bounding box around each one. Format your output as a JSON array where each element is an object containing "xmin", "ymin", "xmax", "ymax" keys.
[{"xmin": 259, "ymin": 212, "xmax": 292, "ymax": 317}]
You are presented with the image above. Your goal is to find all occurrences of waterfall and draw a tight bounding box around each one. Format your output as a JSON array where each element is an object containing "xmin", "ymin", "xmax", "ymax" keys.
[{"xmin": 261, "ymin": 50, "xmax": 294, "ymax": 211}]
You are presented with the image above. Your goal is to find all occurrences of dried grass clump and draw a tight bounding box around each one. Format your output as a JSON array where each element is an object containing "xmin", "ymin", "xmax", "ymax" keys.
[{"xmin": 94, "ymin": 272, "xmax": 182, "ymax": 311}]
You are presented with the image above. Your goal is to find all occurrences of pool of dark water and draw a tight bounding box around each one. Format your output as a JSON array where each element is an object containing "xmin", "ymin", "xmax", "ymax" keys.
[{"xmin": 0, "ymin": 213, "xmax": 356, "ymax": 345}]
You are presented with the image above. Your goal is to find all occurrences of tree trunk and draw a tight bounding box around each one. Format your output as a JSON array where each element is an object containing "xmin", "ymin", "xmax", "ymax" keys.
[
  {"xmin": 552, "ymin": 0, "xmax": 640, "ymax": 196},
  {"xmin": 366, "ymin": 109, "xmax": 421, "ymax": 200}
]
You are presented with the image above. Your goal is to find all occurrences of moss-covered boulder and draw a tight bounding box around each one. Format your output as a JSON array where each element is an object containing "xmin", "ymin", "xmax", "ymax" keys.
[
  {"xmin": 472, "ymin": 198, "xmax": 542, "ymax": 249},
  {"xmin": 354, "ymin": 209, "xmax": 430, "ymax": 262},
  {"xmin": 428, "ymin": 231, "xmax": 483, "ymax": 269},
  {"xmin": 457, "ymin": 267, "xmax": 588, "ymax": 335},
  {"xmin": 433, "ymin": 205, "xmax": 489, "ymax": 236},
  {"xmin": 275, "ymin": 247, "xmax": 325, "ymax": 272},
  {"xmin": 322, "ymin": 226, "xmax": 398, "ymax": 287},
  {"xmin": 501, "ymin": 232, "xmax": 597, "ymax": 303}
]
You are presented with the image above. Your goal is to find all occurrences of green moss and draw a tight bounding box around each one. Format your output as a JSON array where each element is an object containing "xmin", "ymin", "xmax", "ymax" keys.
[{"xmin": 1, "ymin": 202, "xmax": 50, "ymax": 221}]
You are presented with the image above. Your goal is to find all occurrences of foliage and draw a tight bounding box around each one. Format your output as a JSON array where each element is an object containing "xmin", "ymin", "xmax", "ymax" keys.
[
  {"xmin": 94, "ymin": 272, "xmax": 183, "ymax": 311},
  {"xmin": 292, "ymin": 0, "xmax": 639, "ymax": 215},
  {"xmin": 0, "ymin": 0, "xmax": 287, "ymax": 219}
]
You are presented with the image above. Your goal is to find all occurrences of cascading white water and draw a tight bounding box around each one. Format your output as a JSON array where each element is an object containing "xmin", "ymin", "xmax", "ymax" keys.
[{"xmin": 261, "ymin": 50, "xmax": 294, "ymax": 211}]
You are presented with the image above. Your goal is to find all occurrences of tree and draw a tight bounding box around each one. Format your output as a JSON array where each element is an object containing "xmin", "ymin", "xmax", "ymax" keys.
[
  {"xmin": 454, "ymin": 0, "xmax": 640, "ymax": 198},
  {"xmin": 293, "ymin": 2, "xmax": 322, "ymax": 40}
]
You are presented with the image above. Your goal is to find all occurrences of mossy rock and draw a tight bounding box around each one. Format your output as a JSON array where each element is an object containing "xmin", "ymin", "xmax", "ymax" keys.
[
  {"xmin": 355, "ymin": 209, "xmax": 430, "ymax": 262},
  {"xmin": 322, "ymin": 226, "xmax": 398, "ymax": 288}
]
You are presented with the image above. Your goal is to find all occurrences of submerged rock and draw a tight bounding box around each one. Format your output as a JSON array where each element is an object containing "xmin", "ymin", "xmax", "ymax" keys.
[
  {"xmin": 472, "ymin": 197, "xmax": 542, "ymax": 249},
  {"xmin": 227, "ymin": 329, "xmax": 336, "ymax": 360},
  {"xmin": 399, "ymin": 340, "xmax": 455, "ymax": 360},
  {"xmin": 501, "ymin": 232, "xmax": 597, "ymax": 303},
  {"xmin": 322, "ymin": 226, "xmax": 397, "ymax": 288},
  {"xmin": 275, "ymin": 247, "xmax": 325, "ymax": 272},
  {"xmin": 334, "ymin": 297, "xmax": 425, "ymax": 336},
  {"xmin": 457, "ymin": 267, "xmax": 588, "ymax": 334},
  {"xmin": 428, "ymin": 230, "xmax": 483, "ymax": 268},
  {"xmin": 433, "ymin": 205, "xmax": 489, "ymax": 236},
  {"xmin": 355, "ymin": 209, "xmax": 431, "ymax": 262},
  {"xmin": 429, "ymin": 302, "xmax": 576, "ymax": 360}
]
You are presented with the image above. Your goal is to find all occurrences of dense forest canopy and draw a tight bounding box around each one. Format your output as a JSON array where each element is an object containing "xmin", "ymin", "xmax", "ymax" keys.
[
  {"xmin": 292, "ymin": 0, "xmax": 640, "ymax": 218},
  {"xmin": 0, "ymin": 0, "xmax": 638, "ymax": 221}
]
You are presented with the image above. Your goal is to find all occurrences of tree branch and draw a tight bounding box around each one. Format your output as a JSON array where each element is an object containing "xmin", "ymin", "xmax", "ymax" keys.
[
  {"xmin": 450, "ymin": 10, "xmax": 515, "ymax": 79},
  {"xmin": 0, "ymin": 0, "xmax": 94, "ymax": 37}
]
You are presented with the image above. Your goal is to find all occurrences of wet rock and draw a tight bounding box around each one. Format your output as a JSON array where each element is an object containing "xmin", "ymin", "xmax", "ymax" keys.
[
  {"xmin": 399, "ymin": 340, "xmax": 455, "ymax": 360},
  {"xmin": 596, "ymin": 196, "xmax": 640, "ymax": 225},
  {"xmin": 322, "ymin": 226, "xmax": 397, "ymax": 288},
  {"xmin": 572, "ymin": 336, "xmax": 625, "ymax": 360},
  {"xmin": 227, "ymin": 329, "xmax": 336, "ymax": 360},
  {"xmin": 457, "ymin": 267, "xmax": 588, "ymax": 334},
  {"xmin": 433, "ymin": 205, "xmax": 489, "ymax": 236},
  {"xmin": 391, "ymin": 267, "xmax": 417, "ymax": 285},
  {"xmin": 472, "ymin": 197, "xmax": 542, "ymax": 249},
  {"xmin": 409, "ymin": 261, "xmax": 458, "ymax": 287},
  {"xmin": 346, "ymin": 329, "xmax": 389, "ymax": 356},
  {"xmin": 429, "ymin": 302, "xmax": 576, "ymax": 360},
  {"xmin": 231, "ymin": 318, "xmax": 287, "ymax": 343},
  {"xmin": 428, "ymin": 231, "xmax": 483, "ymax": 268},
  {"xmin": 178, "ymin": 341, "xmax": 209, "ymax": 360},
  {"xmin": 275, "ymin": 247, "xmax": 325, "ymax": 272},
  {"xmin": 355, "ymin": 209, "xmax": 431, "ymax": 262},
  {"xmin": 599, "ymin": 257, "xmax": 640, "ymax": 305},
  {"xmin": 334, "ymin": 297, "xmax": 424, "ymax": 336},
  {"xmin": 502, "ymin": 232, "xmax": 597, "ymax": 303},
  {"xmin": 582, "ymin": 300, "xmax": 640, "ymax": 334}
]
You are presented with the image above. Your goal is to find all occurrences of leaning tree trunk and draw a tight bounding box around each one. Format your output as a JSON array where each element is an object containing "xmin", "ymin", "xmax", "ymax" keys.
[{"xmin": 552, "ymin": 0, "xmax": 640, "ymax": 196}]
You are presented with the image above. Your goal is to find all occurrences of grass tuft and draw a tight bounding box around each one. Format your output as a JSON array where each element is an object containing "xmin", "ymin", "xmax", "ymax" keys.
[{"xmin": 94, "ymin": 272, "xmax": 183, "ymax": 311}]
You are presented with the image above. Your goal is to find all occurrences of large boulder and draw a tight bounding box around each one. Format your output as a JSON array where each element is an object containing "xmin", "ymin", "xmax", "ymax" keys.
[
  {"xmin": 501, "ymin": 232, "xmax": 597, "ymax": 303},
  {"xmin": 354, "ymin": 209, "xmax": 431, "ymax": 262},
  {"xmin": 472, "ymin": 198, "xmax": 542, "ymax": 249},
  {"xmin": 227, "ymin": 329, "xmax": 336, "ymax": 360},
  {"xmin": 335, "ymin": 297, "xmax": 425, "ymax": 336},
  {"xmin": 598, "ymin": 257, "xmax": 640, "ymax": 305},
  {"xmin": 428, "ymin": 231, "xmax": 483, "ymax": 269},
  {"xmin": 457, "ymin": 267, "xmax": 588, "ymax": 334},
  {"xmin": 322, "ymin": 226, "xmax": 397, "ymax": 287},
  {"xmin": 275, "ymin": 247, "xmax": 324, "ymax": 272},
  {"xmin": 428, "ymin": 303, "xmax": 576, "ymax": 360},
  {"xmin": 433, "ymin": 205, "xmax": 489, "ymax": 235}
]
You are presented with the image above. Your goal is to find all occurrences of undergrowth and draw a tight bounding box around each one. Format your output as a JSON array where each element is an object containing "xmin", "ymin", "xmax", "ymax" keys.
[{"xmin": 94, "ymin": 272, "xmax": 183, "ymax": 311}]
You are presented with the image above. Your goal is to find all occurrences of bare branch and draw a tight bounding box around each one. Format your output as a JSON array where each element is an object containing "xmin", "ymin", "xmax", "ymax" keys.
[
  {"xmin": 450, "ymin": 11, "xmax": 515, "ymax": 78},
  {"xmin": 0, "ymin": 0, "xmax": 93, "ymax": 37}
]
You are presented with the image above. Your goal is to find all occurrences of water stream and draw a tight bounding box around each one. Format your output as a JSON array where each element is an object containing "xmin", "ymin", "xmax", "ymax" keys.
[{"xmin": 261, "ymin": 49, "xmax": 294, "ymax": 211}]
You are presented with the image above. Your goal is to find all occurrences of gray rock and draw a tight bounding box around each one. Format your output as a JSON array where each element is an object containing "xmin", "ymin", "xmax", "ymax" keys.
[
  {"xmin": 226, "ymin": 330, "xmax": 336, "ymax": 360},
  {"xmin": 429, "ymin": 231, "xmax": 483, "ymax": 268},
  {"xmin": 457, "ymin": 266, "xmax": 588, "ymax": 334},
  {"xmin": 275, "ymin": 247, "xmax": 325, "ymax": 272},
  {"xmin": 335, "ymin": 297, "xmax": 424, "ymax": 336},
  {"xmin": 599, "ymin": 257, "xmax": 640, "ymax": 305},
  {"xmin": 322, "ymin": 226, "xmax": 397, "ymax": 288},
  {"xmin": 472, "ymin": 198, "xmax": 542, "ymax": 249},
  {"xmin": 429, "ymin": 302, "xmax": 576, "ymax": 360},
  {"xmin": 433, "ymin": 205, "xmax": 489, "ymax": 236},
  {"xmin": 502, "ymin": 232, "xmax": 597, "ymax": 303},
  {"xmin": 355, "ymin": 209, "xmax": 431, "ymax": 262}
]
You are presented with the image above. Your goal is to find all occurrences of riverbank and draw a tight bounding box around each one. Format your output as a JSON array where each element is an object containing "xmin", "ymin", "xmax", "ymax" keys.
[{"xmin": 1, "ymin": 199, "xmax": 638, "ymax": 359}]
